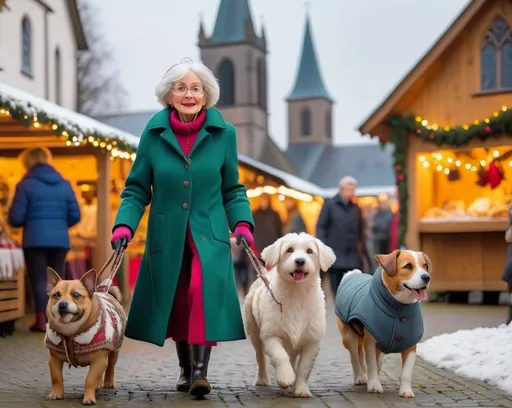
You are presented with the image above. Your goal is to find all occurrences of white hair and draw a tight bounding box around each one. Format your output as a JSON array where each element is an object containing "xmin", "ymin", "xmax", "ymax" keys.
[
  {"xmin": 339, "ymin": 176, "xmax": 358, "ymax": 189},
  {"xmin": 155, "ymin": 59, "xmax": 220, "ymax": 109}
]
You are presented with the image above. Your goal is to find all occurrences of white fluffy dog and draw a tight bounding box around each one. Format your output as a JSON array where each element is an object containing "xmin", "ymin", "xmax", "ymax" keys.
[{"xmin": 244, "ymin": 233, "xmax": 336, "ymax": 398}]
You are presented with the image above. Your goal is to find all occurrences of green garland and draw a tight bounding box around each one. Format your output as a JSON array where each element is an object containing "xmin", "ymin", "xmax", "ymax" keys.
[
  {"xmin": 388, "ymin": 106, "xmax": 512, "ymax": 247},
  {"xmin": 0, "ymin": 94, "xmax": 137, "ymax": 155}
]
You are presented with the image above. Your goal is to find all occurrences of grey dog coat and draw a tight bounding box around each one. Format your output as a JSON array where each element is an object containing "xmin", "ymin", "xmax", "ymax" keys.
[{"xmin": 335, "ymin": 267, "xmax": 424, "ymax": 354}]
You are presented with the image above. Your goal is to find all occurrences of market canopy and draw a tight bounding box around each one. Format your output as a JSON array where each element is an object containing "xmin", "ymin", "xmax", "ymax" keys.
[{"xmin": 0, "ymin": 82, "xmax": 138, "ymax": 160}]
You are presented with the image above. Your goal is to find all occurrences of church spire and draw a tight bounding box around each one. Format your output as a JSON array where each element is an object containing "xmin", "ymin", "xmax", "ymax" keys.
[
  {"xmin": 208, "ymin": 0, "xmax": 259, "ymax": 46},
  {"xmin": 287, "ymin": 13, "xmax": 332, "ymax": 102}
]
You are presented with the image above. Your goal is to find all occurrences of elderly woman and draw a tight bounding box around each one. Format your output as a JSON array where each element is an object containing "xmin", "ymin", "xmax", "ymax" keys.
[
  {"xmin": 110, "ymin": 59, "xmax": 255, "ymax": 397},
  {"xmin": 7, "ymin": 147, "xmax": 81, "ymax": 332}
]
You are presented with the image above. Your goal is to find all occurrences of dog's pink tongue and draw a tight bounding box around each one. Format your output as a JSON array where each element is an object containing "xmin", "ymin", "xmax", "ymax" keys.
[
  {"xmin": 293, "ymin": 271, "xmax": 305, "ymax": 281},
  {"xmin": 412, "ymin": 289, "xmax": 428, "ymax": 301}
]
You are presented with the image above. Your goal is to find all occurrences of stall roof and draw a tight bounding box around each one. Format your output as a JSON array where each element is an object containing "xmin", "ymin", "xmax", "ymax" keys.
[
  {"xmin": 323, "ymin": 185, "xmax": 397, "ymax": 198},
  {"xmin": 0, "ymin": 82, "xmax": 139, "ymax": 153},
  {"xmin": 239, "ymin": 154, "xmax": 326, "ymax": 197},
  {"xmin": 358, "ymin": 0, "xmax": 485, "ymax": 141}
]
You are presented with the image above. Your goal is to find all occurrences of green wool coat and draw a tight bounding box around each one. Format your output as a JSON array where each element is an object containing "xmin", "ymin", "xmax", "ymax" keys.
[{"xmin": 114, "ymin": 107, "xmax": 255, "ymax": 347}]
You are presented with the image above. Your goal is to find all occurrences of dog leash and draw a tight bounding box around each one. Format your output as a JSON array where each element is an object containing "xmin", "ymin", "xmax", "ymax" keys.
[
  {"xmin": 240, "ymin": 237, "xmax": 283, "ymax": 313},
  {"xmin": 96, "ymin": 239, "xmax": 127, "ymax": 293}
]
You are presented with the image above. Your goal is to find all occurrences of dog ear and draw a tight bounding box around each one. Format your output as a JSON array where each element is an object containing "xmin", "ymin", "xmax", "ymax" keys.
[
  {"xmin": 314, "ymin": 238, "xmax": 336, "ymax": 272},
  {"xmin": 422, "ymin": 252, "xmax": 433, "ymax": 274},
  {"xmin": 261, "ymin": 237, "xmax": 284, "ymax": 269},
  {"xmin": 375, "ymin": 250, "xmax": 400, "ymax": 276},
  {"xmin": 80, "ymin": 269, "xmax": 98, "ymax": 296},
  {"xmin": 46, "ymin": 267, "xmax": 62, "ymax": 294}
]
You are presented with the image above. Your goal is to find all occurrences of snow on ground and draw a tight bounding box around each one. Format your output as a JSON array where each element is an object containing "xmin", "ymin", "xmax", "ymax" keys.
[{"xmin": 417, "ymin": 323, "xmax": 512, "ymax": 394}]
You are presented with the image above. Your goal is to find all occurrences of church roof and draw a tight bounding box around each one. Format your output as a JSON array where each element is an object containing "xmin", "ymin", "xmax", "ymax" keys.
[
  {"xmin": 287, "ymin": 14, "xmax": 332, "ymax": 102},
  {"xmin": 285, "ymin": 143, "xmax": 395, "ymax": 190},
  {"xmin": 209, "ymin": 0, "xmax": 257, "ymax": 45}
]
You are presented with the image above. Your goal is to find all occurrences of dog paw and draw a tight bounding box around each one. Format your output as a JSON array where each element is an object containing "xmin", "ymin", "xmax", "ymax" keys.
[
  {"xmin": 102, "ymin": 380, "xmax": 115, "ymax": 389},
  {"xmin": 354, "ymin": 374, "xmax": 368, "ymax": 385},
  {"xmin": 399, "ymin": 386, "xmax": 415, "ymax": 398},
  {"xmin": 254, "ymin": 376, "xmax": 269, "ymax": 386},
  {"xmin": 48, "ymin": 389, "xmax": 64, "ymax": 400},
  {"xmin": 82, "ymin": 393, "xmax": 96, "ymax": 405},
  {"xmin": 367, "ymin": 380, "xmax": 384, "ymax": 394},
  {"xmin": 293, "ymin": 387, "xmax": 312, "ymax": 398},
  {"xmin": 275, "ymin": 364, "xmax": 296, "ymax": 389}
]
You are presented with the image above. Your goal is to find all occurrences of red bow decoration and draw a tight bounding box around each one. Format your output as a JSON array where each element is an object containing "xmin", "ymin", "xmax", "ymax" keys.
[
  {"xmin": 487, "ymin": 159, "xmax": 505, "ymax": 189},
  {"xmin": 475, "ymin": 159, "xmax": 505, "ymax": 189}
]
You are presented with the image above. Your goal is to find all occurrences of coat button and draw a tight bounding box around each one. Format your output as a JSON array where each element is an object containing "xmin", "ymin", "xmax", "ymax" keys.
[
  {"xmin": 400, "ymin": 316, "xmax": 407, "ymax": 322},
  {"xmin": 183, "ymin": 181, "xmax": 190, "ymax": 188},
  {"xmin": 187, "ymin": 158, "xmax": 192, "ymax": 165},
  {"xmin": 182, "ymin": 203, "xmax": 189, "ymax": 210},
  {"xmin": 184, "ymin": 163, "xmax": 188, "ymax": 169},
  {"xmin": 201, "ymin": 236, "xmax": 206, "ymax": 241},
  {"xmin": 395, "ymin": 335, "xmax": 403, "ymax": 341}
]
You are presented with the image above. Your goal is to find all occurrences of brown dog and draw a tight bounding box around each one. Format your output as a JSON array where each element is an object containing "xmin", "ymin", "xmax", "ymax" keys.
[
  {"xmin": 45, "ymin": 267, "xmax": 126, "ymax": 405},
  {"xmin": 335, "ymin": 250, "xmax": 432, "ymax": 398}
]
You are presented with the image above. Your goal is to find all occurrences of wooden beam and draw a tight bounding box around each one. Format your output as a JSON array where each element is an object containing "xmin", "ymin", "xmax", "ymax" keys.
[
  {"xmin": 92, "ymin": 152, "xmax": 112, "ymax": 272},
  {"xmin": 0, "ymin": 146, "xmax": 99, "ymax": 157}
]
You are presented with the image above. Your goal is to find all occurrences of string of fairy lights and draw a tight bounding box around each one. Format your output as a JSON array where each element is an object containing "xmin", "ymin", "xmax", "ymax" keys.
[
  {"xmin": 418, "ymin": 149, "xmax": 512, "ymax": 175},
  {"xmin": 414, "ymin": 105, "xmax": 508, "ymax": 132},
  {"xmin": 0, "ymin": 108, "xmax": 136, "ymax": 162}
]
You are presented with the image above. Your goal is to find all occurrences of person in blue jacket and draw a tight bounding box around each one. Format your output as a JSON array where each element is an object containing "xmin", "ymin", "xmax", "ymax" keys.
[{"xmin": 7, "ymin": 147, "xmax": 81, "ymax": 332}]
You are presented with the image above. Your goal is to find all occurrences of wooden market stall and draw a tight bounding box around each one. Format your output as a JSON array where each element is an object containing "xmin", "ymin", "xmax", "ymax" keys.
[
  {"xmin": 358, "ymin": 0, "xmax": 512, "ymax": 300},
  {"xmin": 0, "ymin": 83, "xmax": 138, "ymax": 324}
]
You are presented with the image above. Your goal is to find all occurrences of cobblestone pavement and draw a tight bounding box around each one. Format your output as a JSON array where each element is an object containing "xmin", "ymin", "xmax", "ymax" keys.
[{"xmin": 1, "ymin": 296, "xmax": 511, "ymax": 408}]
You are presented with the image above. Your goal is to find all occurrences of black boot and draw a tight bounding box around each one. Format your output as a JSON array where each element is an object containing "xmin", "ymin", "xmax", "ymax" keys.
[
  {"xmin": 190, "ymin": 345, "xmax": 212, "ymax": 397},
  {"xmin": 175, "ymin": 341, "xmax": 191, "ymax": 392}
]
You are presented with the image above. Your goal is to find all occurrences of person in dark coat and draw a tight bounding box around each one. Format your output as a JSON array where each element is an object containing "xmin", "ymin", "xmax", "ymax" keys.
[
  {"xmin": 316, "ymin": 176, "xmax": 369, "ymax": 297},
  {"xmin": 252, "ymin": 194, "xmax": 283, "ymax": 251},
  {"xmin": 372, "ymin": 199, "xmax": 394, "ymax": 255},
  {"xmin": 7, "ymin": 147, "xmax": 81, "ymax": 332},
  {"xmin": 110, "ymin": 59, "xmax": 255, "ymax": 397},
  {"xmin": 283, "ymin": 198, "xmax": 307, "ymax": 234}
]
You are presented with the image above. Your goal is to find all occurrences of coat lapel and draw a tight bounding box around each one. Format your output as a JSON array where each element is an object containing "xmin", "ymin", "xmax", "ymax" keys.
[
  {"xmin": 160, "ymin": 128, "xmax": 187, "ymax": 162},
  {"xmin": 189, "ymin": 127, "xmax": 209, "ymax": 158}
]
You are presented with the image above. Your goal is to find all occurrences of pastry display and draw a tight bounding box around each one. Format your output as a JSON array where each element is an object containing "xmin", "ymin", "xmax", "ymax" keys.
[{"xmin": 422, "ymin": 196, "xmax": 511, "ymax": 220}]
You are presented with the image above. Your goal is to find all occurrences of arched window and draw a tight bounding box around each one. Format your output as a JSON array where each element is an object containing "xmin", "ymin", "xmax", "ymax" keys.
[
  {"xmin": 301, "ymin": 108, "xmax": 311, "ymax": 136},
  {"xmin": 55, "ymin": 47, "xmax": 61, "ymax": 105},
  {"xmin": 21, "ymin": 16, "xmax": 32, "ymax": 76},
  {"xmin": 257, "ymin": 57, "xmax": 267, "ymax": 111},
  {"xmin": 481, "ymin": 16, "xmax": 512, "ymax": 90},
  {"xmin": 217, "ymin": 59, "xmax": 235, "ymax": 106},
  {"xmin": 325, "ymin": 111, "xmax": 332, "ymax": 140}
]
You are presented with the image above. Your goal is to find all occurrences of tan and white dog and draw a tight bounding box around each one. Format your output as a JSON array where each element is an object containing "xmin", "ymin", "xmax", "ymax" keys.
[
  {"xmin": 244, "ymin": 233, "xmax": 336, "ymax": 398},
  {"xmin": 45, "ymin": 267, "xmax": 126, "ymax": 405},
  {"xmin": 335, "ymin": 249, "xmax": 432, "ymax": 398}
]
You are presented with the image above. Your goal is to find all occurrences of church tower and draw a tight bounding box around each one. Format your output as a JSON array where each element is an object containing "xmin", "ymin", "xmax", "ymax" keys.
[
  {"xmin": 286, "ymin": 13, "xmax": 333, "ymax": 145},
  {"xmin": 198, "ymin": 0, "xmax": 268, "ymax": 157}
]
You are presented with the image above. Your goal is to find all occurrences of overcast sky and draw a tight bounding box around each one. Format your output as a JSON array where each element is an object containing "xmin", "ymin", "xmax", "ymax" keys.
[{"xmin": 93, "ymin": 0, "xmax": 470, "ymax": 149}]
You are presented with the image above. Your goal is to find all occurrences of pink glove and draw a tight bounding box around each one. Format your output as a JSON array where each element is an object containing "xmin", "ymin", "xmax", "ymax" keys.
[
  {"xmin": 234, "ymin": 222, "xmax": 254, "ymax": 246},
  {"xmin": 111, "ymin": 226, "xmax": 132, "ymax": 250}
]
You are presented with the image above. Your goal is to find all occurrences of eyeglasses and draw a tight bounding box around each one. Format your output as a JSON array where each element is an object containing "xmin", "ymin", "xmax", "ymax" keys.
[{"xmin": 172, "ymin": 83, "xmax": 205, "ymax": 96}]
